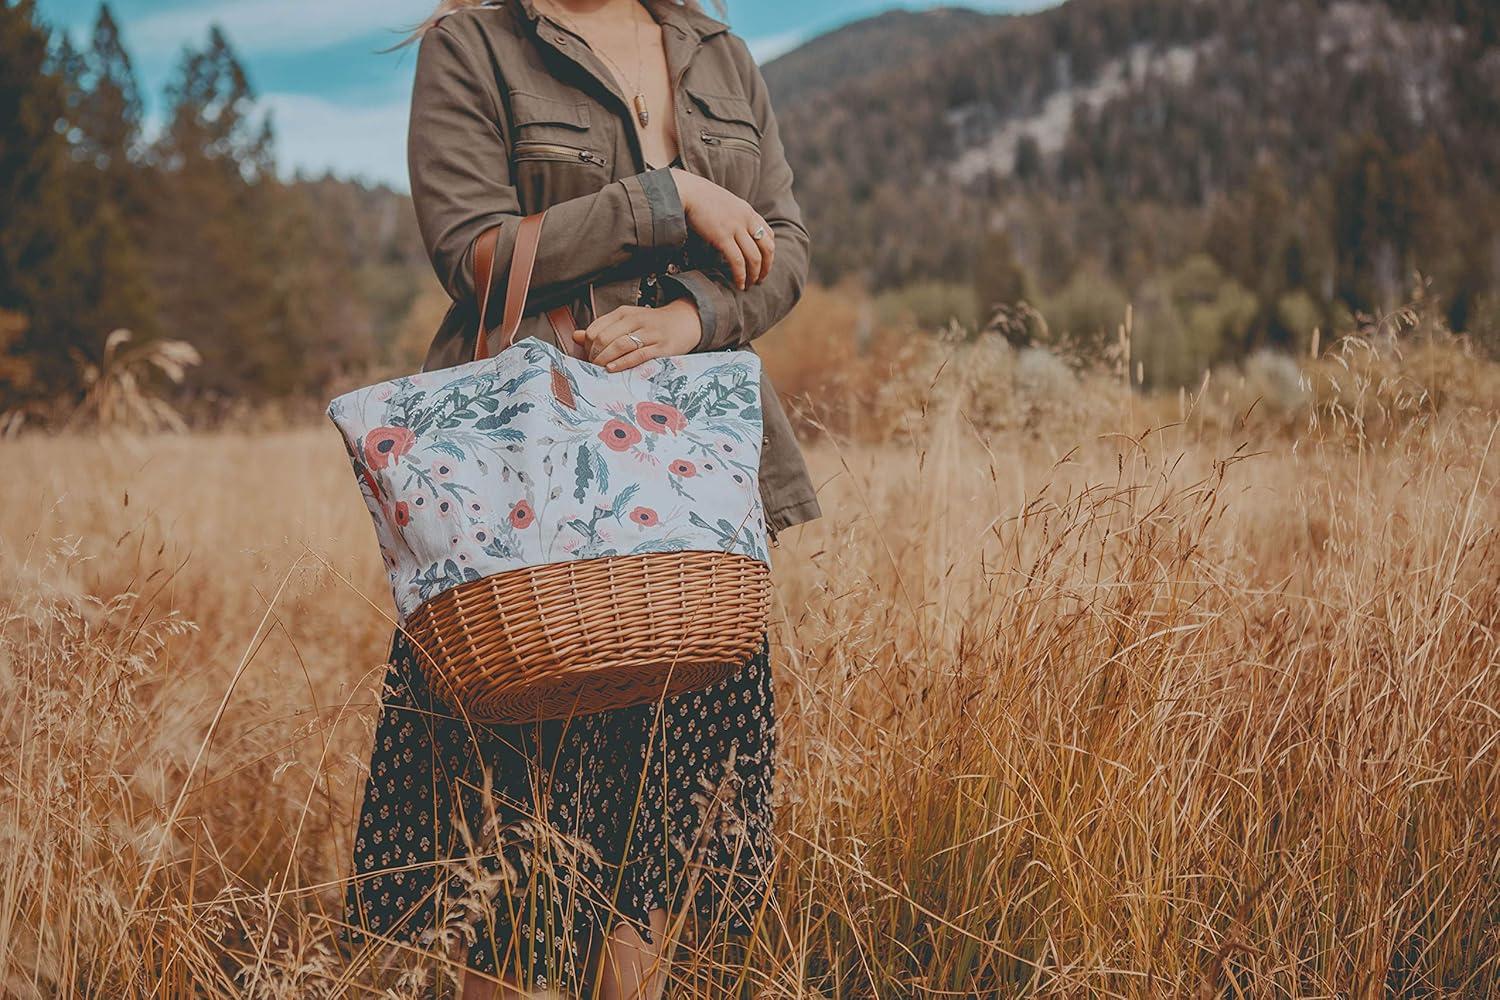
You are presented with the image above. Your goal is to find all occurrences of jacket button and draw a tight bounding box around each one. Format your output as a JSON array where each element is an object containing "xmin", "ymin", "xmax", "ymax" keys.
[
  {"xmin": 762, "ymin": 434, "xmax": 770, "ymax": 445},
  {"xmin": 666, "ymin": 263, "xmax": 680, "ymax": 274}
]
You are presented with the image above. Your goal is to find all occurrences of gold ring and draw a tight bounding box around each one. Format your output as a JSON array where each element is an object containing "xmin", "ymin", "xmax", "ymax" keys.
[{"xmin": 627, "ymin": 333, "xmax": 645, "ymax": 350}]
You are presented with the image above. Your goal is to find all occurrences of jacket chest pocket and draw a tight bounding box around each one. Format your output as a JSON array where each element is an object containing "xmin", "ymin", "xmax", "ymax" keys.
[
  {"xmin": 685, "ymin": 89, "xmax": 761, "ymax": 196},
  {"xmin": 509, "ymin": 90, "xmax": 609, "ymax": 206}
]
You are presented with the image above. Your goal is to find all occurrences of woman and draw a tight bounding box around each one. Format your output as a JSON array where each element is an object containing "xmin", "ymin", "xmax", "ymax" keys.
[{"xmin": 343, "ymin": 0, "xmax": 820, "ymax": 996}]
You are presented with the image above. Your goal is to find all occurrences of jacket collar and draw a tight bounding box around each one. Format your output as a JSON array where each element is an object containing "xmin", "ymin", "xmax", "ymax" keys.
[
  {"xmin": 513, "ymin": 0, "xmax": 730, "ymax": 42},
  {"xmin": 651, "ymin": 1, "xmax": 731, "ymax": 41}
]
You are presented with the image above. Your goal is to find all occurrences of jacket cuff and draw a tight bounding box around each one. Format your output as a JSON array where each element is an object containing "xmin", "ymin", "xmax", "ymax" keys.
[
  {"xmin": 767, "ymin": 493, "xmax": 823, "ymax": 533},
  {"xmin": 621, "ymin": 168, "xmax": 688, "ymax": 249},
  {"xmin": 660, "ymin": 268, "xmax": 733, "ymax": 351}
]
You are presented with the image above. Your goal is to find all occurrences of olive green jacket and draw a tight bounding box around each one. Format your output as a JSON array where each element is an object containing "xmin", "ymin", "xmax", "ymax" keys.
[{"xmin": 408, "ymin": 0, "xmax": 822, "ymax": 534}]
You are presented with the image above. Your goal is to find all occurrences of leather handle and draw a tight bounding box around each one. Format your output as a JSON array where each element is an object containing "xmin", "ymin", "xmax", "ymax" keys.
[{"xmin": 472, "ymin": 211, "xmax": 585, "ymax": 363}]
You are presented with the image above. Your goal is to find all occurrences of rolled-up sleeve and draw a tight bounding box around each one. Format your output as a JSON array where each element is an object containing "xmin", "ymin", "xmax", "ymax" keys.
[
  {"xmin": 659, "ymin": 36, "xmax": 811, "ymax": 353},
  {"xmin": 408, "ymin": 22, "xmax": 687, "ymax": 307},
  {"xmin": 624, "ymin": 168, "xmax": 689, "ymax": 248}
]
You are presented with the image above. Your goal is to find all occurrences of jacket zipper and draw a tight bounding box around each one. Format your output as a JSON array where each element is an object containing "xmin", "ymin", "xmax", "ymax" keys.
[
  {"xmin": 700, "ymin": 130, "xmax": 759, "ymax": 155},
  {"xmin": 514, "ymin": 141, "xmax": 607, "ymax": 167}
]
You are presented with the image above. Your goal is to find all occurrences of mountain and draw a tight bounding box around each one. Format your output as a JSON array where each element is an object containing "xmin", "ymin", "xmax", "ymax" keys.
[
  {"xmin": 761, "ymin": 7, "xmax": 1003, "ymax": 107},
  {"xmin": 766, "ymin": 0, "xmax": 1500, "ymax": 371},
  {"xmin": 9, "ymin": 0, "xmax": 1497, "ymax": 410}
]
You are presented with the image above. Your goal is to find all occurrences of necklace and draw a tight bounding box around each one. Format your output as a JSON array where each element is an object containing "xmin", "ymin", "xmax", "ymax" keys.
[{"xmin": 541, "ymin": 1, "xmax": 652, "ymax": 128}]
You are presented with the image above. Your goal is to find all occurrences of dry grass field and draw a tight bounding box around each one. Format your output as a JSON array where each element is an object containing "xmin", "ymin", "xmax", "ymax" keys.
[{"xmin": 1, "ymin": 315, "xmax": 1498, "ymax": 997}]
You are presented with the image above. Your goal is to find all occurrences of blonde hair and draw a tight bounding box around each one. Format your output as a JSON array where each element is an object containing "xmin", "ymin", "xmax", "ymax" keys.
[
  {"xmin": 418, "ymin": 0, "xmax": 495, "ymax": 34},
  {"xmin": 410, "ymin": 0, "xmax": 719, "ymax": 40}
]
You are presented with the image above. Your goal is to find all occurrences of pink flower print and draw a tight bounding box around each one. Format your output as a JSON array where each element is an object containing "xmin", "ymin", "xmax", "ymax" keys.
[
  {"xmin": 393, "ymin": 501, "xmax": 411, "ymax": 527},
  {"xmin": 363, "ymin": 426, "xmax": 414, "ymax": 470},
  {"xmin": 510, "ymin": 500, "xmax": 536, "ymax": 530},
  {"xmin": 669, "ymin": 459, "xmax": 697, "ymax": 477},
  {"xmin": 635, "ymin": 401, "xmax": 686, "ymax": 434},
  {"xmin": 431, "ymin": 460, "xmax": 456, "ymax": 482},
  {"xmin": 600, "ymin": 419, "xmax": 642, "ymax": 451},
  {"xmin": 628, "ymin": 506, "xmax": 659, "ymax": 527}
]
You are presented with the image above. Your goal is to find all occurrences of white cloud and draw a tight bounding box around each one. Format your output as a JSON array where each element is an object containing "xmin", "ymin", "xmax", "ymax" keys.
[
  {"xmin": 262, "ymin": 92, "xmax": 411, "ymax": 189},
  {"xmin": 746, "ymin": 29, "xmax": 806, "ymax": 64},
  {"xmin": 130, "ymin": 0, "xmax": 420, "ymax": 59}
]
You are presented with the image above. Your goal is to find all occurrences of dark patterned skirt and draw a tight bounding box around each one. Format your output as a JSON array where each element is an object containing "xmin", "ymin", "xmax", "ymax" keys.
[{"xmin": 342, "ymin": 628, "xmax": 775, "ymax": 986}]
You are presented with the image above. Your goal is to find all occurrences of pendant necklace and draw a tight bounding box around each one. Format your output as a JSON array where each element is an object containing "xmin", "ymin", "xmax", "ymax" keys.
[{"xmin": 545, "ymin": 3, "xmax": 651, "ymax": 128}]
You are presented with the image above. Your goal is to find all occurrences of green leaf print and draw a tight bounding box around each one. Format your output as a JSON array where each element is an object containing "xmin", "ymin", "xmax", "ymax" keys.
[
  {"xmin": 573, "ymin": 445, "xmax": 594, "ymax": 501},
  {"xmin": 592, "ymin": 446, "xmax": 611, "ymax": 495},
  {"xmin": 610, "ymin": 483, "xmax": 640, "ymax": 519},
  {"xmin": 475, "ymin": 401, "xmax": 534, "ymax": 431}
]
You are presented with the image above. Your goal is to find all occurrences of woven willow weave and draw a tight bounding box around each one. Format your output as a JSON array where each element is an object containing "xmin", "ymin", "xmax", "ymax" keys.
[{"xmin": 402, "ymin": 551, "xmax": 771, "ymax": 723}]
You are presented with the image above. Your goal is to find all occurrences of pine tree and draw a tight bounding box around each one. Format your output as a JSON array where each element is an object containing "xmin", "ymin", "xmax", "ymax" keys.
[
  {"xmin": 148, "ymin": 27, "xmax": 284, "ymax": 400},
  {"xmin": 1330, "ymin": 133, "xmax": 1423, "ymax": 315},
  {"xmin": 60, "ymin": 4, "xmax": 155, "ymax": 359},
  {"xmin": 156, "ymin": 27, "xmax": 273, "ymax": 179},
  {"xmin": 85, "ymin": 8, "xmax": 142, "ymax": 169},
  {"xmin": 0, "ymin": 0, "xmax": 91, "ymax": 403}
]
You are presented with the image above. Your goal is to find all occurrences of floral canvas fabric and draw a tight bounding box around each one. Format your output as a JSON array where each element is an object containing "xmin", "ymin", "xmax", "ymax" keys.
[{"xmin": 328, "ymin": 339, "xmax": 769, "ymax": 622}]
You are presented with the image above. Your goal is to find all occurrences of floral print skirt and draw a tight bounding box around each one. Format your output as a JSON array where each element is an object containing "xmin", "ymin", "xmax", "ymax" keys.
[{"xmin": 342, "ymin": 628, "xmax": 775, "ymax": 985}]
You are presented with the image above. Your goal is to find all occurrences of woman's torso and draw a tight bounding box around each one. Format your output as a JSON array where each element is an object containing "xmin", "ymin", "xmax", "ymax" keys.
[
  {"xmin": 434, "ymin": 0, "xmax": 765, "ymax": 320},
  {"xmin": 412, "ymin": 0, "xmax": 821, "ymax": 534}
]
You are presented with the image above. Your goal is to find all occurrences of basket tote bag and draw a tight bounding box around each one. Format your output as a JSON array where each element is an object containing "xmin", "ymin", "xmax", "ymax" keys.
[{"xmin": 327, "ymin": 211, "xmax": 771, "ymax": 723}]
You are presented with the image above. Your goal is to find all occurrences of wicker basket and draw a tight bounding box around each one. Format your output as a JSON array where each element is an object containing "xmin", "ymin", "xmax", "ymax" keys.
[{"xmin": 402, "ymin": 550, "xmax": 771, "ymax": 723}]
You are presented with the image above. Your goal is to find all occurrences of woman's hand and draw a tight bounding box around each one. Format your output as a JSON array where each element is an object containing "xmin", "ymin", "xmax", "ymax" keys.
[
  {"xmin": 669, "ymin": 168, "xmax": 774, "ymax": 291},
  {"xmin": 575, "ymin": 298, "xmax": 702, "ymax": 372}
]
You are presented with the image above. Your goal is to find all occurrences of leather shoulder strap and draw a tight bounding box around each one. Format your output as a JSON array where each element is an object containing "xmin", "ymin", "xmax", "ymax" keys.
[
  {"xmin": 472, "ymin": 211, "xmax": 587, "ymax": 363},
  {"xmin": 472, "ymin": 225, "xmax": 500, "ymax": 362},
  {"xmin": 473, "ymin": 212, "xmax": 546, "ymax": 363}
]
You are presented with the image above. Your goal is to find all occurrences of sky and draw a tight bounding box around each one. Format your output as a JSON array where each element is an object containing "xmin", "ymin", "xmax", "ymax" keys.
[{"xmin": 34, "ymin": 0, "xmax": 1044, "ymax": 190}]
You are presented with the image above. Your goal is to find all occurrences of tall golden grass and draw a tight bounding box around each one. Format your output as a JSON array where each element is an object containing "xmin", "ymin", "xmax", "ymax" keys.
[{"xmin": 1, "ymin": 304, "xmax": 1497, "ymax": 997}]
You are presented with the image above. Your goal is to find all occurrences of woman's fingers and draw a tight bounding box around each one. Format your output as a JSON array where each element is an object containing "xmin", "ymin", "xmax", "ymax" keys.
[
  {"xmin": 592, "ymin": 323, "xmax": 649, "ymax": 368},
  {"xmin": 748, "ymin": 216, "xmax": 774, "ymax": 282},
  {"xmin": 675, "ymin": 172, "xmax": 778, "ymax": 290},
  {"xmin": 604, "ymin": 341, "xmax": 659, "ymax": 373},
  {"xmin": 714, "ymin": 231, "xmax": 748, "ymax": 290},
  {"xmin": 581, "ymin": 307, "xmax": 634, "ymax": 362},
  {"xmin": 753, "ymin": 219, "xmax": 775, "ymax": 282},
  {"xmin": 734, "ymin": 229, "xmax": 764, "ymax": 287}
]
